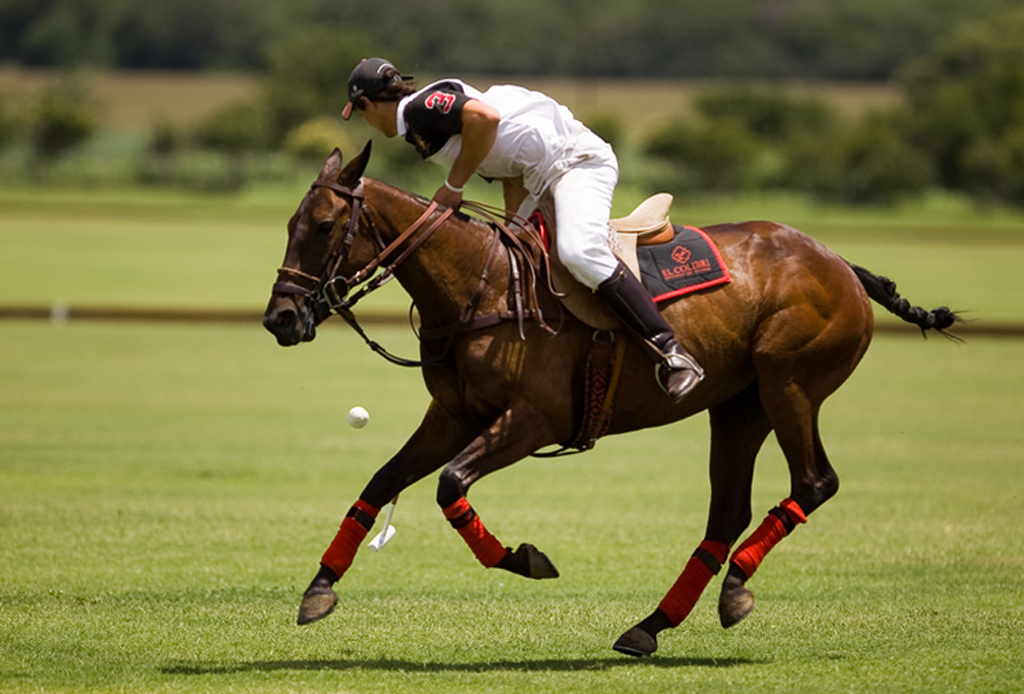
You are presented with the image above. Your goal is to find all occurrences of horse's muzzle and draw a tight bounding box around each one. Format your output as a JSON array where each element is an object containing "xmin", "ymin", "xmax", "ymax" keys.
[{"xmin": 263, "ymin": 299, "xmax": 315, "ymax": 346}]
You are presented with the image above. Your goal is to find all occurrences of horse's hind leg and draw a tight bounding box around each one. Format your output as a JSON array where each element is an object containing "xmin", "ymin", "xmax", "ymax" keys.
[
  {"xmin": 614, "ymin": 383, "xmax": 772, "ymax": 656},
  {"xmin": 715, "ymin": 259, "xmax": 870, "ymax": 629},
  {"xmin": 718, "ymin": 382, "xmax": 839, "ymax": 629}
]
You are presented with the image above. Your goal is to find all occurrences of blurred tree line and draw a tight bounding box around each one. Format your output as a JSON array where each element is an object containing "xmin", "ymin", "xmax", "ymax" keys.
[
  {"xmin": 2, "ymin": 1, "xmax": 1024, "ymax": 206},
  {"xmin": 1, "ymin": 0, "xmax": 1019, "ymax": 79},
  {"xmin": 639, "ymin": 1, "xmax": 1024, "ymax": 207}
]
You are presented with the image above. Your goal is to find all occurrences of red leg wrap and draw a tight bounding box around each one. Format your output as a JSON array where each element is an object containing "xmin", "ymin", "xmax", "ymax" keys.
[
  {"xmin": 729, "ymin": 497, "xmax": 806, "ymax": 580},
  {"xmin": 442, "ymin": 497, "xmax": 507, "ymax": 568},
  {"xmin": 320, "ymin": 500, "xmax": 380, "ymax": 578},
  {"xmin": 658, "ymin": 540, "xmax": 730, "ymax": 627}
]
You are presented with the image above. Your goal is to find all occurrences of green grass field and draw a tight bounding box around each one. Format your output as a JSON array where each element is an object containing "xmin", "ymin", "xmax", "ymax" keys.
[
  {"xmin": 1, "ymin": 319, "xmax": 1022, "ymax": 694},
  {"xmin": 3, "ymin": 175, "xmax": 1024, "ymax": 692}
]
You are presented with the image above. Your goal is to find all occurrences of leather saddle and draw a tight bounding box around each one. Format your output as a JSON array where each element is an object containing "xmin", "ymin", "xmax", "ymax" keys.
[{"xmin": 538, "ymin": 193, "xmax": 675, "ymax": 331}]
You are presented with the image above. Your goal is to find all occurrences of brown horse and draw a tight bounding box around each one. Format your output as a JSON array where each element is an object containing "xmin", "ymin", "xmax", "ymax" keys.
[{"xmin": 263, "ymin": 144, "xmax": 957, "ymax": 657}]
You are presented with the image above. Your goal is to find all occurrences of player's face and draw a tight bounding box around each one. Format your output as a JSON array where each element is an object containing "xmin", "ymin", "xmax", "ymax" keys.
[{"xmin": 359, "ymin": 99, "xmax": 398, "ymax": 138}]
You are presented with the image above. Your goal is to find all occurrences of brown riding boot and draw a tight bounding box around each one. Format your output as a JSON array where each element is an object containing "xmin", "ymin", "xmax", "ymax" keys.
[{"xmin": 597, "ymin": 262, "xmax": 704, "ymax": 402}]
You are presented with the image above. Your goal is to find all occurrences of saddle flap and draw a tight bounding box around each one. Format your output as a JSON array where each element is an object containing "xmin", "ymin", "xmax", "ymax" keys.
[
  {"xmin": 616, "ymin": 230, "xmax": 640, "ymax": 279},
  {"xmin": 532, "ymin": 197, "xmax": 619, "ymax": 331}
]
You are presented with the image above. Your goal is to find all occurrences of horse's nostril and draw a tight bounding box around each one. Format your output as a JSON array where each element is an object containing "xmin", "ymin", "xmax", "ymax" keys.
[{"xmin": 264, "ymin": 308, "xmax": 297, "ymax": 334}]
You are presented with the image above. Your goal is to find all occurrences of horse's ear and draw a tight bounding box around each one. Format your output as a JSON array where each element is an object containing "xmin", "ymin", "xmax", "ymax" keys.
[
  {"xmin": 340, "ymin": 140, "xmax": 372, "ymax": 184},
  {"xmin": 318, "ymin": 148, "xmax": 344, "ymax": 180}
]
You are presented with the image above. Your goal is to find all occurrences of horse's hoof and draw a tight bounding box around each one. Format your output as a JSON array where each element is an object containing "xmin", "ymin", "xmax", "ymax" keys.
[
  {"xmin": 297, "ymin": 584, "xmax": 338, "ymax": 625},
  {"xmin": 719, "ymin": 574, "xmax": 755, "ymax": 628},
  {"xmin": 497, "ymin": 543, "xmax": 560, "ymax": 579},
  {"xmin": 612, "ymin": 626, "xmax": 658, "ymax": 657},
  {"xmin": 519, "ymin": 543, "xmax": 560, "ymax": 579}
]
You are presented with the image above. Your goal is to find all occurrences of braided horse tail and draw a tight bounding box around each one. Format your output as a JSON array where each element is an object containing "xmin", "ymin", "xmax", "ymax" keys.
[{"xmin": 847, "ymin": 262, "xmax": 961, "ymax": 338}]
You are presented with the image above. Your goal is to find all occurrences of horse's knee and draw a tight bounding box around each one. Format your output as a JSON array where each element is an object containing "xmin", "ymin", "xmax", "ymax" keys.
[{"xmin": 436, "ymin": 465, "xmax": 468, "ymax": 508}]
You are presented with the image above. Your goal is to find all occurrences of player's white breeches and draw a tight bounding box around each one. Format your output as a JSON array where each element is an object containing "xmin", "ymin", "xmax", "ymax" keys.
[
  {"xmin": 550, "ymin": 161, "xmax": 620, "ymax": 288},
  {"xmin": 517, "ymin": 130, "xmax": 621, "ymax": 289}
]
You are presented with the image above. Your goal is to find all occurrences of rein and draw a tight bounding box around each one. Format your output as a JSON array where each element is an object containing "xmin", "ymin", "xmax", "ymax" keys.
[
  {"xmin": 275, "ymin": 178, "xmax": 564, "ymax": 367},
  {"xmin": 330, "ymin": 197, "xmax": 458, "ymax": 368}
]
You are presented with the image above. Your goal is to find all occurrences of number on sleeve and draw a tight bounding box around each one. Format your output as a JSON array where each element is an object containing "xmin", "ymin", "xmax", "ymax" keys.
[{"xmin": 424, "ymin": 91, "xmax": 457, "ymax": 114}]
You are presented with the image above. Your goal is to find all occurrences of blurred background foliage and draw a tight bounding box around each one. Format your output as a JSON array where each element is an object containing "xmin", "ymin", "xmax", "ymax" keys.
[
  {"xmin": 1, "ymin": 0, "xmax": 1015, "ymax": 78},
  {"xmin": 1, "ymin": 0, "xmax": 1024, "ymax": 205}
]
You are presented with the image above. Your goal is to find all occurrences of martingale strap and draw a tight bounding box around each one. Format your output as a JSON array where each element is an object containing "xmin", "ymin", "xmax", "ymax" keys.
[
  {"xmin": 338, "ymin": 198, "xmax": 566, "ymax": 367},
  {"xmin": 460, "ymin": 200, "xmax": 564, "ymax": 337}
]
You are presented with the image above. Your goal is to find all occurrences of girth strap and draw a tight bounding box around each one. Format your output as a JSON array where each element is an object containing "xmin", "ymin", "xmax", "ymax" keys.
[{"xmin": 533, "ymin": 331, "xmax": 627, "ymax": 457}]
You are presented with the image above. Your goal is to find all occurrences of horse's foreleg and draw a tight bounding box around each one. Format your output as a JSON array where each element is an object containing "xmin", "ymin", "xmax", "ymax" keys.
[
  {"xmin": 297, "ymin": 401, "xmax": 479, "ymax": 626},
  {"xmin": 436, "ymin": 400, "xmax": 561, "ymax": 580},
  {"xmin": 297, "ymin": 499, "xmax": 381, "ymax": 625},
  {"xmin": 614, "ymin": 384, "xmax": 771, "ymax": 657}
]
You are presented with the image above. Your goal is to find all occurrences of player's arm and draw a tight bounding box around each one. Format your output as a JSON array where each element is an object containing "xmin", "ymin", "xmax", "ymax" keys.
[{"xmin": 433, "ymin": 100, "xmax": 500, "ymax": 208}]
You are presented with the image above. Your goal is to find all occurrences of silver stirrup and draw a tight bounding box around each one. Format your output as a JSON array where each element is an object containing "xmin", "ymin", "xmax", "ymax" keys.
[
  {"xmin": 663, "ymin": 350, "xmax": 705, "ymax": 378},
  {"xmin": 655, "ymin": 351, "xmax": 705, "ymax": 400}
]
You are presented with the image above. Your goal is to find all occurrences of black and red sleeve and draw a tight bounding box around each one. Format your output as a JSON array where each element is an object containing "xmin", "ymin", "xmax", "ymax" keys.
[{"xmin": 403, "ymin": 83, "xmax": 472, "ymax": 158}]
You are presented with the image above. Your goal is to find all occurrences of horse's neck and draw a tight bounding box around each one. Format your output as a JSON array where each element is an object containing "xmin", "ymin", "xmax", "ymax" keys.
[{"xmin": 367, "ymin": 182, "xmax": 507, "ymax": 327}]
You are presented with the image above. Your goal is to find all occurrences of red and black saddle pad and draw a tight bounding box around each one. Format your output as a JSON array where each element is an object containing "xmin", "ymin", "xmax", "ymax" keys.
[{"xmin": 638, "ymin": 225, "xmax": 730, "ymax": 302}]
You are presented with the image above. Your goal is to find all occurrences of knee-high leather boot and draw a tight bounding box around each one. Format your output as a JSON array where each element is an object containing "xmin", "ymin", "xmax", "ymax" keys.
[{"xmin": 596, "ymin": 262, "xmax": 704, "ymax": 402}]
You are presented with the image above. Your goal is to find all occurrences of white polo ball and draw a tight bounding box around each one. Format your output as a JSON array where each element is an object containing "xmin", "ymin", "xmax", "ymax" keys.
[{"xmin": 347, "ymin": 406, "xmax": 370, "ymax": 429}]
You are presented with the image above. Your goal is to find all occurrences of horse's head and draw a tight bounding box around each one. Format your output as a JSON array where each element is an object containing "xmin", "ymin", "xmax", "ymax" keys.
[{"xmin": 263, "ymin": 142, "xmax": 376, "ymax": 346}]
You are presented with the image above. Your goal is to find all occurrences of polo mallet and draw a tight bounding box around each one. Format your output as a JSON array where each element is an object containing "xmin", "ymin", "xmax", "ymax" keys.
[{"xmin": 367, "ymin": 495, "xmax": 398, "ymax": 551}]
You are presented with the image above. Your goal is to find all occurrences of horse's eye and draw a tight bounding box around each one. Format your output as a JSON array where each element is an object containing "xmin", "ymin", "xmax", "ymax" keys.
[{"xmin": 318, "ymin": 221, "xmax": 335, "ymax": 235}]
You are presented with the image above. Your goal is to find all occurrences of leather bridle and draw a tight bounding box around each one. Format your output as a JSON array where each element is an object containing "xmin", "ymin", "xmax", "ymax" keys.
[
  {"xmin": 271, "ymin": 176, "xmax": 565, "ymax": 367},
  {"xmin": 272, "ymin": 178, "xmax": 371, "ymax": 304},
  {"xmin": 272, "ymin": 177, "xmax": 460, "ymax": 365},
  {"xmin": 274, "ymin": 177, "xmax": 461, "ymax": 309}
]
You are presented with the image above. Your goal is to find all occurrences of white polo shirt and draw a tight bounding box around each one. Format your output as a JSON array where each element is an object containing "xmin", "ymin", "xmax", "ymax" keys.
[{"xmin": 397, "ymin": 79, "xmax": 610, "ymax": 196}]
